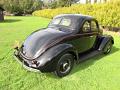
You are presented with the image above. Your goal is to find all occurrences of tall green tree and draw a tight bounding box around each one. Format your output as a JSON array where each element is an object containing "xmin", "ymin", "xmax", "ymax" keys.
[
  {"xmin": 0, "ymin": 0, "xmax": 43, "ymax": 15},
  {"xmin": 58, "ymin": 0, "xmax": 74, "ymax": 7},
  {"xmin": 43, "ymin": 0, "xmax": 74, "ymax": 8}
]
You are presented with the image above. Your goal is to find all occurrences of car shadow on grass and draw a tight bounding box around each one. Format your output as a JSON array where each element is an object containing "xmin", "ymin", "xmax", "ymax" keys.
[
  {"xmin": 1, "ymin": 19, "xmax": 21, "ymax": 23},
  {"xmin": 70, "ymin": 46, "xmax": 120, "ymax": 75},
  {"xmin": 45, "ymin": 46, "xmax": 120, "ymax": 79}
]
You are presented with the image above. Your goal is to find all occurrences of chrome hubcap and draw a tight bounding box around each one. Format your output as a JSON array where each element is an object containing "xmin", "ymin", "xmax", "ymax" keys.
[
  {"xmin": 63, "ymin": 62, "xmax": 69, "ymax": 70},
  {"xmin": 59, "ymin": 59, "xmax": 71, "ymax": 73}
]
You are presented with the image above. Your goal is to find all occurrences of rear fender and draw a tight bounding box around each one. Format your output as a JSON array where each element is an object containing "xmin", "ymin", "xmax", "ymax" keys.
[{"xmin": 37, "ymin": 43, "xmax": 77, "ymax": 72}]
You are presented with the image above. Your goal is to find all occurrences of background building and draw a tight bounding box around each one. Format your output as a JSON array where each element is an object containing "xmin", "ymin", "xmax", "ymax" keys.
[
  {"xmin": 76, "ymin": 0, "xmax": 110, "ymax": 4},
  {"xmin": 0, "ymin": 7, "xmax": 4, "ymax": 21},
  {"xmin": 42, "ymin": 0, "xmax": 111, "ymax": 4}
]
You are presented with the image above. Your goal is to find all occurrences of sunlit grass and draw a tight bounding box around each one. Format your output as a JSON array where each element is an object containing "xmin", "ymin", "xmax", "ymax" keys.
[{"xmin": 0, "ymin": 16, "xmax": 120, "ymax": 90}]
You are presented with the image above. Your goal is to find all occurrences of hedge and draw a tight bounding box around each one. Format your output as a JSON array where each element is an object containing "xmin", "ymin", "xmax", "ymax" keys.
[{"xmin": 33, "ymin": 1, "xmax": 120, "ymax": 27}]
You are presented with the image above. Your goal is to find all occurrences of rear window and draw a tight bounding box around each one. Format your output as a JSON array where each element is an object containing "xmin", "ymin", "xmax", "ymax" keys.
[
  {"xmin": 52, "ymin": 18, "xmax": 61, "ymax": 25},
  {"xmin": 50, "ymin": 18, "xmax": 71, "ymax": 27},
  {"xmin": 60, "ymin": 18, "xmax": 71, "ymax": 26}
]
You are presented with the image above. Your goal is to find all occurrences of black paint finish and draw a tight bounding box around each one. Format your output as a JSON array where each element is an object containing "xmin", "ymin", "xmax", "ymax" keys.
[{"xmin": 14, "ymin": 14, "xmax": 114, "ymax": 73}]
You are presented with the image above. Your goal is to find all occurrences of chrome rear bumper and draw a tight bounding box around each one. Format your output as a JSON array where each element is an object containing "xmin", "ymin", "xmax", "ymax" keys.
[{"xmin": 14, "ymin": 54, "xmax": 40, "ymax": 72}]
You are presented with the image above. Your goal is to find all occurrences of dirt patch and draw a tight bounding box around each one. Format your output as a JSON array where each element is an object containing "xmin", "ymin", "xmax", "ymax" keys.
[
  {"xmin": 103, "ymin": 29, "xmax": 120, "ymax": 36},
  {"xmin": 102, "ymin": 26, "xmax": 120, "ymax": 32}
]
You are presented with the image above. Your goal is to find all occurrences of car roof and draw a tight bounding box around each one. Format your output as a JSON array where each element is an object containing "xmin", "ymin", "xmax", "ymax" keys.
[{"xmin": 54, "ymin": 14, "xmax": 94, "ymax": 20}]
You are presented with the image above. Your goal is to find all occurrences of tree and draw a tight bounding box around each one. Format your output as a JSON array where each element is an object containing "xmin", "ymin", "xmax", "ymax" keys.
[
  {"xmin": 57, "ymin": 0, "xmax": 74, "ymax": 7},
  {"xmin": 48, "ymin": 1, "xmax": 58, "ymax": 9},
  {"xmin": 43, "ymin": 0, "xmax": 74, "ymax": 8},
  {"xmin": 0, "ymin": 0, "xmax": 43, "ymax": 15}
]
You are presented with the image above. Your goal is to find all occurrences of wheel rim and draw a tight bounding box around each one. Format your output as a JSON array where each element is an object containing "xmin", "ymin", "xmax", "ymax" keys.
[
  {"xmin": 105, "ymin": 42, "xmax": 112, "ymax": 53},
  {"xmin": 107, "ymin": 44, "xmax": 111, "ymax": 52},
  {"xmin": 59, "ymin": 59, "xmax": 71, "ymax": 74}
]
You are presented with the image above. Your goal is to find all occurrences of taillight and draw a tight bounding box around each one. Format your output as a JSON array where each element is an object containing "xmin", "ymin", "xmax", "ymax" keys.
[{"xmin": 32, "ymin": 60, "xmax": 40, "ymax": 67}]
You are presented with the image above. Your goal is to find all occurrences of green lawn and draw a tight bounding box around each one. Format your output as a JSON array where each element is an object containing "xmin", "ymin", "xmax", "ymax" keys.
[{"xmin": 0, "ymin": 16, "xmax": 120, "ymax": 90}]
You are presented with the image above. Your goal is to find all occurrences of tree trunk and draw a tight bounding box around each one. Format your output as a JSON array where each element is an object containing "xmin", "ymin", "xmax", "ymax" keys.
[{"xmin": 0, "ymin": 11, "xmax": 4, "ymax": 21}]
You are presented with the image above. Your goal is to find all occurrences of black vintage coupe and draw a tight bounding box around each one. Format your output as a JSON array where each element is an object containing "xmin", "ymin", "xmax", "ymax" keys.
[{"xmin": 14, "ymin": 14, "xmax": 114, "ymax": 77}]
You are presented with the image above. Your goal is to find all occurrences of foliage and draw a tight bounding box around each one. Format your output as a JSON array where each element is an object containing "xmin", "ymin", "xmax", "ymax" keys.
[
  {"xmin": 43, "ymin": 0, "xmax": 74, "ymax": 9},
  {"xmin": 33, "ymin": 1, "xmax": 120, "ymax": 27},
  {"xmin": 0, "ymin": 16, "xmax": 120, "ymax": 90},
  {"xmin": 47, "ymin": 1, "xmax": 58, "ymax": 9},
  {"xmin": 57, "ymin": 0, "xmax": 73, "ymax": 7},
  {"xmin": 0, "ymin": 0, "xmax": 43, "ymax": 15}
]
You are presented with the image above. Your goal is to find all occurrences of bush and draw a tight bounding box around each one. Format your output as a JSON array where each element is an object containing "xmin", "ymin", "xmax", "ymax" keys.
[{"xmin": 33, "ymin": 1, "xmax": 120, "ymax": 27}]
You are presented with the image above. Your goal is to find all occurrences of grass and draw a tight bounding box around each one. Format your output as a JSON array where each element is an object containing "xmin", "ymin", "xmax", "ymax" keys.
[{"xmin": 0, "ymin": 16, "xmax": 120, "ymax": 90}]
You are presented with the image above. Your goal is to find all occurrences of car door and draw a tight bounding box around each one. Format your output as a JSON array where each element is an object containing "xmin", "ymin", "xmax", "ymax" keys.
[
  {"xmin": 67, "ymin": 20, "xmax": 98, "ymax": 53},
  {"xmin": 67, "ymin": 20, "xmax": 92, "ymax": 53},
  {"xmin": 77, "ymin": 20, "xmax": 93, "ymax": 53}
]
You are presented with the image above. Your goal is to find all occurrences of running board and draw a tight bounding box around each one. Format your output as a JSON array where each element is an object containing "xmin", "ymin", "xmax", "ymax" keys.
[{"xmin": 78, "ymin": 50, "xmax": 102, "ymax": 63}]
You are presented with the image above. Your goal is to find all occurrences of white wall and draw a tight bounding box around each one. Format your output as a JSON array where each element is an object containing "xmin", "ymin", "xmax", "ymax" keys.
[
  {"xmin": 91, "ymin": 0, "xmax": 95, "ymax": 4},
  {"xmin": 77, "ymin": 0, "xmax": 109, "ymax": 4},
  {"xmin": 77, "ymin": 0, "xmax": 87, "ymax": 4}
]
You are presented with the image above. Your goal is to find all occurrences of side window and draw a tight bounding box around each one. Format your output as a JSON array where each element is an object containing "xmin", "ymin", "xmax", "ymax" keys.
[
  {"xmin": 82, "ymin": 21, "xmax": 91, "ymax": 32},
  {"xmin": 91, "ymin": 21, "xmax": 98, "ymax": 32}
]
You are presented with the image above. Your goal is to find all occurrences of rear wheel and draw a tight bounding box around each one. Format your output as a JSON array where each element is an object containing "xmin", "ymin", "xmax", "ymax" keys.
[
  {"xmin": 103, "ymin": 41, "xmax": 113, "ymax": 54},
  {"xmin": 54, "ymin": 53, "xmax": 74, "ymax": 77}
]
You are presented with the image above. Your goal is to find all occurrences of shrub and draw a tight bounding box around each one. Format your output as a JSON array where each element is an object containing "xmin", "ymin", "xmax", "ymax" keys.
[{"xmin": 33, "ymin": 1, "xmax": 120, "ymax": 27}]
